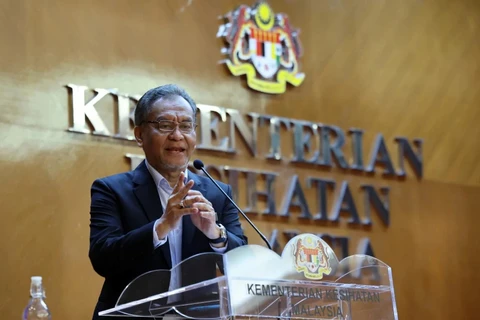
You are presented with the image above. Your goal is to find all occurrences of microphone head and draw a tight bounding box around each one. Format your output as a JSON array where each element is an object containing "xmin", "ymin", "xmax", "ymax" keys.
[{"xmin": 193, "ymin": 159, "xmax": 204, "ymax": 170}]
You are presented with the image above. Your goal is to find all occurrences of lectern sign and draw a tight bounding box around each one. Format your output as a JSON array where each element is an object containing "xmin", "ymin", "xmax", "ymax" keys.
[{"xmin": 217, "ymin": 1, "xmax": 305, "ymax": 94}]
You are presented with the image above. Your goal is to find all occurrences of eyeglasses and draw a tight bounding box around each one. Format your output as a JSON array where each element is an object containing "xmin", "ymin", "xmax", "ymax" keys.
[{"xmin": 144, "ymin": 120, "xmax": 197, "ymax": 134}]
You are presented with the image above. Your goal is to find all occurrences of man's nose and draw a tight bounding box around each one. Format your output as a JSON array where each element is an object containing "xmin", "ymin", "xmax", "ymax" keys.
[{"xmin": 168, "ymin": 126, "xmax": 184, "ymax": 140}]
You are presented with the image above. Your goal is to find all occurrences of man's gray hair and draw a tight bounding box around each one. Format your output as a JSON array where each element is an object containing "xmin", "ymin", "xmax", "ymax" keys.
[{"xmin": 134, "ymin": 84, "xmax": 197, "ymax": 126}]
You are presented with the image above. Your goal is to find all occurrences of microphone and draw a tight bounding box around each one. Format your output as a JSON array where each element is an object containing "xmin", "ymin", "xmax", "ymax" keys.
[{"xmin": 193, "ymin": 159, "xmax": 272, "ymax": 250}]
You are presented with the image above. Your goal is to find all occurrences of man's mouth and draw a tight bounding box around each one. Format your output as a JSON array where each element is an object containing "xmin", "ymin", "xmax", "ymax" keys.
[{"xmin": 165, "ymin": 147, "xmax": 186, "ymax": 153}]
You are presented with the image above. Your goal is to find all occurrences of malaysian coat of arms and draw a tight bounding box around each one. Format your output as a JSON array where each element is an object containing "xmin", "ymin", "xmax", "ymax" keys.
[
  {"xmin": 292, "ymin": 234, "xmax": 332, "ymax": 280},
  {"xmin": 217, "ymin": 1, "xmax": 305, "ymax": 94}
]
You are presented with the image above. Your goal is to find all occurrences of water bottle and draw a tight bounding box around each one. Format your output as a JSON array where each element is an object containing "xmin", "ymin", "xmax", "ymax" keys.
[{"xmin": 22, "ymin": 276, "xmax": 52, "ymax": 320}]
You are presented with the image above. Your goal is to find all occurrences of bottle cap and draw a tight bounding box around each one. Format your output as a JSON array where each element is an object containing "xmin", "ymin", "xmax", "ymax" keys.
[{"xmin": 31, "ymin": 276, "xmax": 42, "ymax": 284}]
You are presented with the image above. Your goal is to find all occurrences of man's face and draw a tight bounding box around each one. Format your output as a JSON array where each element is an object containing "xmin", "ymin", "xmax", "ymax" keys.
[{"xmin": 134, "ymin": 95, "xmax": 196, "ymax": 173}]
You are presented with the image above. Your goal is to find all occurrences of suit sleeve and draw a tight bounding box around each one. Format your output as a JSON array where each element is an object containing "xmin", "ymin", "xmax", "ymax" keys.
[
  {"xmin": 219, "ymin": 184, "xmax": 248, "ymax": 250},
  {"xmin": 88, "ymin": 178, "xmax": 156, "ymax": 278}
]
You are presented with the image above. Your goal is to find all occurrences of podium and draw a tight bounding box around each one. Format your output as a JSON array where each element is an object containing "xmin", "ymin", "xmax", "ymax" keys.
[{"xmin": 99, "ymin": 234, "xmax": 398, "ymax": 319}]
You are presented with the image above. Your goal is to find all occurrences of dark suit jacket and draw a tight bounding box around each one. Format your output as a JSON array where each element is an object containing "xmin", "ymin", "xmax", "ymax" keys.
[{"xmin": 89, "ymin": 161, "xmax": 247, "ymax": 319}]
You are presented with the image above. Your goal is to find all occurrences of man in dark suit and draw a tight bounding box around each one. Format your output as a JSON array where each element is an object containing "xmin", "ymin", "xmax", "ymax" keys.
[{"xmin": 88, "ymin": 84, "xmax": 248, "ymax": 319}]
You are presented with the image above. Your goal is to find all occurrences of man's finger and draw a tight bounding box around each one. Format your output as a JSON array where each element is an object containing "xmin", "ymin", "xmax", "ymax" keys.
[
  {"xmin": 187, "ymin": 190, "xmax": 202, "ymax": 196},
  {"xmin": 186, "ymin": 191, "xmax": 212, "ymax": 206},
  {"xmin": 174, "ymin": 179, "xmax": 194, "ymax": 200},
  {"xmin": 171, "ymin": 172, "xmax": 185, "ymax": 194},
  {"xmin": 170, "ymin": 180, "xmax": 195, "ymax": 205},
  {"xmin": 178, "ymin": 207, "xmax": 199, "ymax": 216},
  {"xmin": 182, "ymin": 195, "xmax": 203, "ymax": 207},
  {"xmin": 199, "ymin": 211, "xmax": 216, "ymax": 220},
  {"xmin": 192, "ymin": 202, "xmax": 214, "ymax": 212}
]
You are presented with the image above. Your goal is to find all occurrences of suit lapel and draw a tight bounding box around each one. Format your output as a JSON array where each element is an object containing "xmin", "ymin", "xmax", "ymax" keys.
[
  {"xmin": 133, "ymin": 161, "xmax": 164, "ymax": 222},
  {"xmin": 132, "ymin": 161, "xmax": 171, "ymax": 268},
  {"xmin": 182, "ymin": 170, "xmax": 207, "ymax": 259}
]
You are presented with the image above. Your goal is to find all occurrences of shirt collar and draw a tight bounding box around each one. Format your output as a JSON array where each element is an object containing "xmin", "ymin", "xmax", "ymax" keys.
[{"xmin": 145, "ymin": 159, "xmax": 188, "ymax": 188}]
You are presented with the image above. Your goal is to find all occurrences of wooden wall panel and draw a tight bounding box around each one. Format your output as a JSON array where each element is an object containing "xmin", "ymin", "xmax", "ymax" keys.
[{"xmin": 1, "ymin": 0, "xmax": 479, "ymax": 319}]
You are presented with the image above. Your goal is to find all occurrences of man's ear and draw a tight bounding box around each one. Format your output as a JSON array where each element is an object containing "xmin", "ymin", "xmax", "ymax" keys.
[{"xmin": 134, "ymin": 126, "xmax": 143, "ymax": 147}]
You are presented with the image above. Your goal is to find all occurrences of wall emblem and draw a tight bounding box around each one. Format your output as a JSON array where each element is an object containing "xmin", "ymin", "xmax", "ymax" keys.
[
  {"xmin": 292, "ymin": 234, "xmax": 332, "ymax": 279},
  {"xmin": 217, "ymin": 1, "xmax": 305, "ymax": 94}
]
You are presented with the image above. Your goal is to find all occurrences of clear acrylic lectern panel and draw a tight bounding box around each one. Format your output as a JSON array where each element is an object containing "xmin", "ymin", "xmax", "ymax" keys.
[
  {"xmin": 99, "ymin": 253, "xmax": 228, "ymax": 318},
  {"xmin": 99, "ymin": 234, "xmax": 398, "ymax": 320}
]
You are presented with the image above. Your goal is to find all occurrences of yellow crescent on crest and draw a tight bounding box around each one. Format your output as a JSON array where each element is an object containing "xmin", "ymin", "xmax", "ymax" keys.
[{"xmin": 255, "ymin": 2, "xmax": 275, "ymax": 31}]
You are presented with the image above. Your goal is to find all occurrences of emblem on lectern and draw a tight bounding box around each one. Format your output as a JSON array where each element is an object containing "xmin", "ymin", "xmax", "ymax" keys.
[
  {"xmin": 292, "ymin": 234, "xmax": 332, "ymax": 280},
  {"xmin": 217, "ymin": 1, "xmax": 305, "ymax": 94}
]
